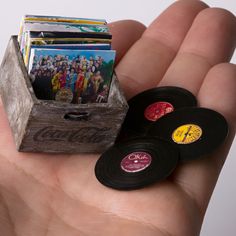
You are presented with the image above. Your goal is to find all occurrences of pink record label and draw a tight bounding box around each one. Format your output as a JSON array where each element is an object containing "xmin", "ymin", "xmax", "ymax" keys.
[
  {"xmin": 120, "ymin": 152, "xmax": 152, "ymax": 173},
  {"xmin": 144, "ymin": 101, "xmax": 174, "ymax": 121}
]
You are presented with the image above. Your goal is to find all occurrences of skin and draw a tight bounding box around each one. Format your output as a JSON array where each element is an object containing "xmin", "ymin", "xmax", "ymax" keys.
[{"xmin": 0, "ymin": 1, "xmax": 236, "ymax": 235}]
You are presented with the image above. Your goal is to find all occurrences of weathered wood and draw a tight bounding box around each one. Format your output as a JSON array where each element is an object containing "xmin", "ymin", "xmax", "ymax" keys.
[{"xmin": 0, "ymin": 36, "xmax": 128, "ymax": 153}]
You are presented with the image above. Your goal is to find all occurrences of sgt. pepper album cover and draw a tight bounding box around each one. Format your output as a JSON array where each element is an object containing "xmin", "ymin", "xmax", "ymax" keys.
[{"xmin": 28, "ymin": 48, "xmax": 116, "ymax": 104}]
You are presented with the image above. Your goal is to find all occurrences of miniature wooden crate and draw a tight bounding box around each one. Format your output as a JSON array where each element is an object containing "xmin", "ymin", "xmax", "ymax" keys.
[{"xmin": 0, "ymin": 36, "xmax": 128, "ymax": 153}]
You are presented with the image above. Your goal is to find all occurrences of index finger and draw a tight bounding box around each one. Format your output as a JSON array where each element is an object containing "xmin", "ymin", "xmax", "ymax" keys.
[{"xmin": 108, "ymin": 20, "xmax": 146, "ymax": 64}]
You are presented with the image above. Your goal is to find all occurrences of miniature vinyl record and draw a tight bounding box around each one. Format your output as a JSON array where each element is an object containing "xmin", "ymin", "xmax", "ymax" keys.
[
  {"xmin": 147, "ymin": 107, "xmax": 229, "ymax": 162},
  {"xmin": 120, "ymin": 86, "xmax": 197, "ymax": 137},
  {"xmin": 95, "ymin": 137, "xmax": 179, "ymax": 190}
]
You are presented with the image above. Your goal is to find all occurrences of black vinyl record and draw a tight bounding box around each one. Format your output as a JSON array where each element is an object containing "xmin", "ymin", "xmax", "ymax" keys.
[
  {"xmin": 95, "ymin": 137, "xmax": 179, "ymax": 190},
  {"xmin": 120, "ymin": 86, "xmax": 197, "ymax": 138},
  {"xmin": 147, "ymin": 107, "xmax": 229, "ymax": 162}
]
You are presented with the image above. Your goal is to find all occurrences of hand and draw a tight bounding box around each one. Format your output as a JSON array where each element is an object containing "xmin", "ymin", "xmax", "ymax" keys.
[{"xmin": 0, "ymin": 1, "xmax": 235, "ymax": 235}]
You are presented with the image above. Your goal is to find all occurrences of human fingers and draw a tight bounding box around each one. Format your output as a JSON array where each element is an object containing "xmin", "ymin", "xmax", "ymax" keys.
[
  {"xmin": 108, "ymin": 20, "xmax": 146, "ymax": 64},
  {"xmin": 173, "ymin": 63, "xmax": 236, "ymax": 214},
  {"xmin": 159, "ymin": 8, "xmax": 236, "ymax": 94},
  {"xmin": 115, "ymin": 0, "xmax": 208, "ymax": 99},
  {"xmin": 156, "ymin": 7, "xmax": 236, "ymax": 214}
]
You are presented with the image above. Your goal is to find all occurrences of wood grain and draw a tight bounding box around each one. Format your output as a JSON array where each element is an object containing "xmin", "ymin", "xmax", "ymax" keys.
[{"xmin": 0, "ymin": 36, "xmax": 128, "ymax": 153}]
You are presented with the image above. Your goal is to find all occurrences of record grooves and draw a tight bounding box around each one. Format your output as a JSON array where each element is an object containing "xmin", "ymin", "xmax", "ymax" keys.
[
  {"xmin": 95, "ymin": 137, "xmax": 179, "ymax": 190},
  {"xmin": 147, "ymin": 107, "xmax": 229, "ymax": 161},
  {"xmin": 120, "ymin": 86, "xmax": 197, "ymax": 137}
]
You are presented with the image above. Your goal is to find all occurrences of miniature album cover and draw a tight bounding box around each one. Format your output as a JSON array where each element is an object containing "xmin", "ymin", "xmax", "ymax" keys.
[
  {"xmin": 31, "ymin": 44, "xmax": 111, "ymax": 50},
  {"xmin": 23, "ymin": 32, "xmax": 112, "ymax": 67},
  {"xmin": 18, "ymin": 14, "xmax": 116, "ymax": 104},
  {"xmin": 18, "ymin": 14, "xmax": 107, "ymax": 40},
  {"xmin": 18, "ymin": 23, "xmax": 109, "ymax": 56},
  {"xmin": 21, "ymin": 15, "xmax": 107, "ymax": 25},
  {"xmin": 28, "ymin": 48, "xmax": 116, "ymax": 104},
  {"xmin": 18, "ymin": 15, "xmax": 108, "ymax": 50}
]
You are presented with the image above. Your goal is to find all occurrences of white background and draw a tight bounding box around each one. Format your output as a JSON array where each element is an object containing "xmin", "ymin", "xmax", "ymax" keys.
[{"xmin": 0, "ymin": 0, "xmax": 235, "ymax": 235}]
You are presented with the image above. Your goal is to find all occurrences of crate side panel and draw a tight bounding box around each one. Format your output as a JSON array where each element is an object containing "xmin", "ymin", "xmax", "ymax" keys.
[
  {"xmin": 19, "ymin": 104, "xmax": 126, "ymax": 153},
  {"xmin": 0, "ymin": 37, "xmax": 34, "ymax": 148}
]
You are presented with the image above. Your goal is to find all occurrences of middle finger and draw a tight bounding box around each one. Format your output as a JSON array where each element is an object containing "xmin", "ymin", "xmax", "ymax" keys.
[
  {"xmin": 159, "ymin": 8, "xmax": 236, "ymax": 94},
  {"xmin": 116, "ymin": 0, "xmax": 208, "ymax": 99}
]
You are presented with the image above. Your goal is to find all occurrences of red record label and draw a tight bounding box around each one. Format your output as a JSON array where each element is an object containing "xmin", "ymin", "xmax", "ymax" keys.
[
  {"xmin": 144, "ymin": 101, "xmax": 174, "ymax": 121},
  {"xmin": 120, "ymin": 152, "xmax": 152, "ymax": 173}
]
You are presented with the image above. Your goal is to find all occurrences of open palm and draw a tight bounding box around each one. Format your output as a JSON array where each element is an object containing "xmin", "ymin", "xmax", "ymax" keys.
[{"xmin": 0, "ymin": 1, "xmax": 236, "ymax": 235}]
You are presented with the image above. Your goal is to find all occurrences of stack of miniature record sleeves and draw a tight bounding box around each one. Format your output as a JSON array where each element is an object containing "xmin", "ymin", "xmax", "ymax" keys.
[{"xmin": 18, "ymin": 15, "xmax": 116, "ymax": 104}]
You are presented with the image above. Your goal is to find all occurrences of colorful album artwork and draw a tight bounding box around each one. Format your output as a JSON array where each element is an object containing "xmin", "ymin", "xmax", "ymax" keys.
[
  {"xmin": 18, "ymin": 15, "xmax": 107, "ymax": 42},
  {"xmin": 19, "ymin": 21, "xmax": 109, "ymax": 39},
  {"xmin": 19, "ymin": 22, "xmax": 110, "ymax": 52},
  {"xmin": 27, "ymin": 44, "xmax": 111, "ymax": 69},
  {"xmin": 28, "ymin": 48, "xmax": 116, "ymax": 104},
  {"xmin": 23, "ymin": 36, "xmax": 112, "ymax": 67},
  {"xmin": 18, "ymin": 15, "xmax": 109, "ymax": 55},
  {"xmin": 22, "ymin": 15, "xmax": 106, "ymax": 24},
  {"xmin": 31, "ymin": 44, "xmax": 111, "ymax": 50}
]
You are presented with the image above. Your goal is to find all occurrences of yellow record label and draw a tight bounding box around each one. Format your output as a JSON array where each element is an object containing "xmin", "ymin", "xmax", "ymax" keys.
[{"xmin": 172, "ymin": 124, "xmax": 202, "ymax": 144}]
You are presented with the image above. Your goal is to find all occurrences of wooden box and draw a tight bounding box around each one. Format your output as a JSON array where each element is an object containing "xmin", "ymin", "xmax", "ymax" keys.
[{"xmin": 0, "ymin": 36, "xmax": 128, "ymax": 153}]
